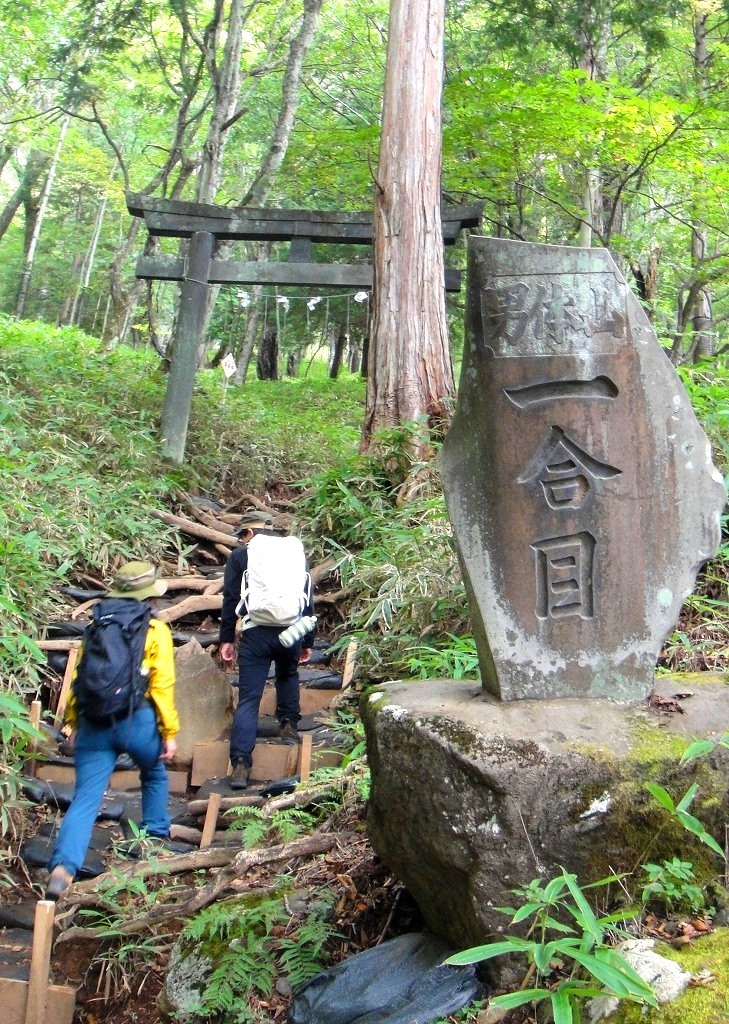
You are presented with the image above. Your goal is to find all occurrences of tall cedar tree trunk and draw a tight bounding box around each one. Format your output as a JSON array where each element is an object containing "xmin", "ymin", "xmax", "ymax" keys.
[{"xmin": 363, "ymin": 0, "xmax": 454, "ymax": 452}]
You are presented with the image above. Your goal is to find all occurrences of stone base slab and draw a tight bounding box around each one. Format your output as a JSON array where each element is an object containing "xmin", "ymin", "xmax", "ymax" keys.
[{"xmin": 362, "ymin": 675, "xmax": 729, "ymax": 959}]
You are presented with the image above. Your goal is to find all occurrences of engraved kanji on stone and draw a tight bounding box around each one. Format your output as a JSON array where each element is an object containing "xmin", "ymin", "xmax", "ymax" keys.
[
  {"xmin": 532, "ymin": 532, "xmax": 596, "ymax": 620},
  {"xmin": 482, "ymin": 281, "xmax": 590, "ymax": 348},
  {"xmin": 518, "ymin": 427, "xmax": 621, "ymax": 510}
]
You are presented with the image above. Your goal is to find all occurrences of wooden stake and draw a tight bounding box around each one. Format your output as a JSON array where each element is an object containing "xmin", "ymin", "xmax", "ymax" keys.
[
  {"xmin": 24, "ymin": 900, "xmax": 55, "ymax": 1024},
  {"xmin": 341, "ymin": 639, "xmax": 358, "ymax": 693},
  {"xmin": 200, "ymin": 793, "xmax": 222, "ymax": 849},
  {"xmin": 299, "ymin": 733, "xmax": 313, "ymax": 783},
  {"xmin": 27, "ymin": 701, "xmax": 43, "ymax": 778},
  {"xmin": 53, "ymin": 648, "xmax": 77, "ymax": 728}
]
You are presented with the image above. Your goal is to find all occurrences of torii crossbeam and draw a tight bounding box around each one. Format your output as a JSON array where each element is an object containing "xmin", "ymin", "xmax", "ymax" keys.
[{"xmin": 126, "ymin": 194, "xmax": 482, "ymax": 292}]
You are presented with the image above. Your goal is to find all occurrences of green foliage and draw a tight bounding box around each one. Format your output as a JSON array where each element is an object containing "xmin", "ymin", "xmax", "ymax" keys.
[
  {"xmin": 405, "ymin": 633, "xmax": 480, "ymax": 681},
  {"xmin": 640, "ymin": 858, "xmax": 705, "ymax": 914},
  {"xmin": 0, "ymin": 689, "xmax": 43, "ymax": 842},
  {"xmin": 300, "ymin": 426, "xmax": 468, "ymax": 677},
  {"xmin": 181, "ymin": 890, "xmax": 336, "ymax": 1022},
  {"xmin": 445, "ymin": 869, "xmax": 657, "ymax": 1024},
  {"xmin": 224, "ymin": 806, "xmax": 322, "ymax": 848},
  {"xmin": 645, "ymin": 782, "xmax": 725, "ymax": 858}
]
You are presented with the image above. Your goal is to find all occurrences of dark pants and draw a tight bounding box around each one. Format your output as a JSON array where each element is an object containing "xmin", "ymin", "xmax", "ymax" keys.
[{"xmin": 230, "ymin": 625, "xmax": 301, "ymax": 768}]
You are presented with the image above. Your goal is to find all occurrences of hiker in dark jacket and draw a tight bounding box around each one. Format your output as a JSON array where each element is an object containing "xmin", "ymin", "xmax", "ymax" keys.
[
  {"xmin": 45, "ymin": 561, "xmax": 179, "ymax": 900},
  {"xmin": 219, "ymin": 512, "xmax": 315, "ymax": 790}
]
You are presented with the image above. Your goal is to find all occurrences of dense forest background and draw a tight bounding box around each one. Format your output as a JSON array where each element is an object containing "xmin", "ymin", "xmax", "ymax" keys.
[{"xmin": 2, "ymin": 0, "xmax": 729, "ymax": 368}]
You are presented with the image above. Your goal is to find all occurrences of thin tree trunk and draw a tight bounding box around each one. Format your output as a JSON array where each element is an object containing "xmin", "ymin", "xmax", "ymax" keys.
[
  {"xmin": 16, "ymin": 114, "xmax": 70, "ymax": 317},
  {"xmin": 0, "ymin": 150, "xmax": 49, "ymax": 243},
  {"xmin": 241, "ymin": 0, "xmax": 324, "ymax": 207},
  {"xmin": 690, "ymin": 9, "xmax": 713, "ymax": 359},
  {"xmin": 70, "ymin": 195, "xmax": 108, "ymax": 327},
  {"xmin": 256, "ymin": 324, "xmax": 279, "ymax": 380},
  {"xmin": 363, "ymin": 0, "xmax": 454, "ymax": 452},
  {"xmin": 329, "ymin": 321, "xmax": 347, "ymax": 379}
]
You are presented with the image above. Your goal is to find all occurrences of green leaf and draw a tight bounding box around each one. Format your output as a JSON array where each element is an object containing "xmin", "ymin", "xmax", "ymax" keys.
[
  {"xmin": 551, "ymin": 986, "xmax": 573, "ymax": 1024},
  {"xmin": 645, "ymin": 783, "xmax": 675, "ymax": 811},
  {"xmin": 680, "ymin": 739, "xmax": 716, "ymax": 763},
  {"xmin": 676, "ymin": 811, "xmax": 725, "ymax": 856},
  {"xmin": 444, "ymin": 939, "xmax": 535, "ymax": 965},
  {"xmin": 676, "ymin": 783, "xmax": 699, "ymax": 813},
  {"xmin": 490, "ymin": 989, "xmax": 549, "ymax": 1010}
]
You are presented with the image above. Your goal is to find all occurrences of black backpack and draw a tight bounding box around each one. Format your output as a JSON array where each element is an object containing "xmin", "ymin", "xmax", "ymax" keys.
[{"xmin": 73, "ymin": 598, "xmax": 153, "ymax": 724}]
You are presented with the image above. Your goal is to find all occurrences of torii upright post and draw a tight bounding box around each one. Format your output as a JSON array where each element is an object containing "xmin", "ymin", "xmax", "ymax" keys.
[{"xmin": 161, "ymin": 230, "xmax": 215, "ymax": 462}]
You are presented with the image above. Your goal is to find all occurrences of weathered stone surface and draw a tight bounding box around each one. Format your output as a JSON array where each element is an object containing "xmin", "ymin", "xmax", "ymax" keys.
[
  {"xmin": 173, "ymin": 639, "xmax": 234, "ymax": 764},
  {"xmin": 361, "ymin": 676, "xmax": 729, "ymax": 971},
  {"xmin": 441, "ymin": 238, "xmax": 726, "ymax": 700}
]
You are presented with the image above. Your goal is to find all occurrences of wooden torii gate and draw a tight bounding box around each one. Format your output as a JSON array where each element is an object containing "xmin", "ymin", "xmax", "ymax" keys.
[{"xmin": 125, "ymin": 193, "xmax": 482, "ymax": 460}]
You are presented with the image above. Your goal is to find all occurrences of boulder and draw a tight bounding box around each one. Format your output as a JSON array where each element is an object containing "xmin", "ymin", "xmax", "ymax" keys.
[
  {"xmin": 173, "ymin": 639, "xmax": 234, "ymax": 765},
  {"xmin": 362, "ymin": 675, "xmax": 729, "ymax": 979}
]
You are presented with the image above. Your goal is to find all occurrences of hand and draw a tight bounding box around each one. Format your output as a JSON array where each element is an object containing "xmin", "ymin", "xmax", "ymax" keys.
[
  {"xmin": 298, "ymin": 647, "xmax": 312, "ymax": 665},
  {"xmin": 159, "ymin": 738, "xmax": 177, "ymax": 762},
  {"xmin": 220, "ymin": 642, "xmax": 236, "ymax": 664}
]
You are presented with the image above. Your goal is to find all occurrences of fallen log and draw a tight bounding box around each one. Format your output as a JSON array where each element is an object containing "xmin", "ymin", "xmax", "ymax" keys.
[
  {"xmin": 184, "ymin": 502, "xmax": 236, "ymax": 535},
  {"xmin": 156, "ymin": 594, "xmax": 223, "ymax": 624},
  {"xmin": 187, "ymin": 794, "xmax": 266, "ymax": 815},
  {"xmin": 313, "ymin": 588, "xmax": 354, "ymax": 605},
  {"xmin": 56, "ymin": 831, "xmax": 348, "ymax": 940},
  {"xmin": 310, "ymin": 556, "xmax": 340, "ymax": 586},
  {"xmin": 152, "ymin": 510, "xmax": 239, "ymax": 549},
  {"xmin": 164, "ymin": 577, "xmax": 222, "ymax": 592}
]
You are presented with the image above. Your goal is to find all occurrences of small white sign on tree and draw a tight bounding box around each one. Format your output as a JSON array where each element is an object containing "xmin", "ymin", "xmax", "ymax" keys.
[{"xmin": 221, "ymin": 353, "xmax": 237, "ymax": 378}]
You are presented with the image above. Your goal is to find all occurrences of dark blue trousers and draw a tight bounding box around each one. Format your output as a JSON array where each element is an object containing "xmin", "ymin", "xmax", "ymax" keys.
[{"xmin": 230, "ymin": 625, "xmax": 301, "ymax": 768}]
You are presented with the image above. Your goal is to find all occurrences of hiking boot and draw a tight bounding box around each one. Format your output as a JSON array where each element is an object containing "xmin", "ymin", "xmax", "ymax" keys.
[
  {"xmin": 45, "ymin": 865, "xmax": 73, "ymax": 901},
  {"xmin": 280, "ymin": 721, "xmax": 301, "ymax": 745},
  {"xmin": 230, "ymin": 763, "xmax": 251, "ymax": 790}
]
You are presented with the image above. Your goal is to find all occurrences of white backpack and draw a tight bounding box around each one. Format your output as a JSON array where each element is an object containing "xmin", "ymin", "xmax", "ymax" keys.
[{"xmin": 236, "ymin": 534, "xmax": 311, "ymax": 628}]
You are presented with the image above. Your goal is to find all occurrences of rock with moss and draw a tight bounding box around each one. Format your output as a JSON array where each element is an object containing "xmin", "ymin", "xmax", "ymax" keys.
[
  {"xmin": 361, "ymin": 674, "xmax": 729, "ymax": 981},
  {"xmin": 607, "ymin": 928, "xmax": 729, "ymax": 1022}
]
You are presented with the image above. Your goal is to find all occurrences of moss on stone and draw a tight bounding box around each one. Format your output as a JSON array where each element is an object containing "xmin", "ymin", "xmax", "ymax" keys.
[
  {"xmin": 608, "ymin": 928, "xmax": 729, "ymax": 1023},
  {"xmin": 625, "ymin": 718, "xmax": 693, "ymax": 770}
]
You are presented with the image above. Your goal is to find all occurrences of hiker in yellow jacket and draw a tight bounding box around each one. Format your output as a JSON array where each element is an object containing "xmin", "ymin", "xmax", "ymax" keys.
[{"xmin": 46, "ymin": 561, "xmax": 179, "ymax": 899}]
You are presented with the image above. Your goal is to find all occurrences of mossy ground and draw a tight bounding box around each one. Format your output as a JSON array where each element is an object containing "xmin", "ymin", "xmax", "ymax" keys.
[{"xmin": 610, "ymin": 928, "xmax": 729, "ymax": 1023}]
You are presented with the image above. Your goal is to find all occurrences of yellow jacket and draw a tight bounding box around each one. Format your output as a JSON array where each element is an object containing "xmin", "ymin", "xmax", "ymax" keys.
[{"xmin": 66, "ymin": 618, "xmax": 180, "ymax": 739}]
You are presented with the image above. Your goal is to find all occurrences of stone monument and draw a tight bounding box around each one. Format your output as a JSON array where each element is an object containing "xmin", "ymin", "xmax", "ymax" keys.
[
  {"xmin": 440, "ymin": 238, "xmax": 725, "ymax": 700},
  {"xmin": 361, "ymin": 239, "xmax": 728, "ymax": 968}
]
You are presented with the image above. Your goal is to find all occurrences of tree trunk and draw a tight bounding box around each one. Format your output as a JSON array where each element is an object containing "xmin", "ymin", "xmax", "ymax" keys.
[
  {"xmin": 256, "ymin": 324, "xmax": 279, "ymax": 380},
  {"xmin": 241, "ymin": 0, "xmax": 324, "ymax": 207},
  {"xmin": 69, "ymin": 195, "xmax": 108, "ymax": 327},
  {"xmin": 0, "ymin": 149, "xmax": 49, "ymax": 244},
  {"xmin": 329, "ymin": 321, "xmax": 347, "ymax": 379},
  {"xmin": 575, "ymin": 13, "xmax": 609, "ymax": 247},
  {"xmin": 363, "ymin": 0, "xmax": 454, "ymax": 452},
  {"xmin": 690, "ymin": 9, "xmax": 714, "ymax": 360},
  {"xmin": 16, "ymin": 114, "xmax": 70, "ymax": 318}
]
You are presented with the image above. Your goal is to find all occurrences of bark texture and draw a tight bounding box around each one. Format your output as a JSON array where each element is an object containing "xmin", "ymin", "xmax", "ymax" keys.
[{"xmin": 363, "ymin": 0, "xmax": 454, "ymax": 449}]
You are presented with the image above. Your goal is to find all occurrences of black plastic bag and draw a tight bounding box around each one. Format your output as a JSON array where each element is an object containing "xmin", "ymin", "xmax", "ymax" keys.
[{"xmin": 288, "ymin": 932, "xmax": 484, "ymax": 1024}]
